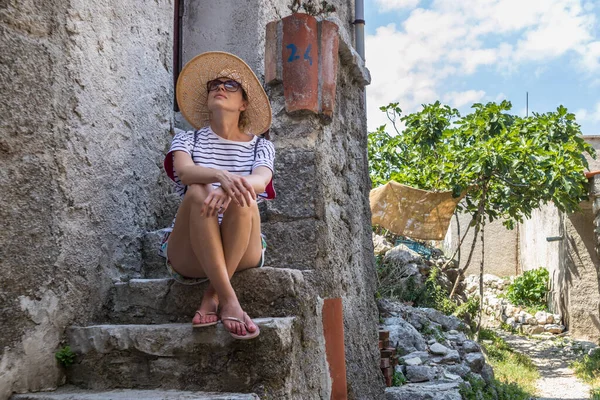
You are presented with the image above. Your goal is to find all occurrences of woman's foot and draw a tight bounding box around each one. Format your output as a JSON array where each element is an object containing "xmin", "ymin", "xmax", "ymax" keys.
[
  {"xmin": 192, "ymin": 285, "xmax": 220, "ymax": 327},
  {"xmin": 220, "ymin": 302, "xmax": 259, "ymax": 339}
]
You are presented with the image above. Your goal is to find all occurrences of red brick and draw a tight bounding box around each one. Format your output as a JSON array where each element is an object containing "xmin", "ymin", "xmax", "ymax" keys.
[
  {"xmin": 265, "ymin": 20, "xmax": 280, "ymax": 85},
  {"xmin": 281, "ymin": 13, "xmax": 319, "ymax": 113},
  {"xmin": 322, "ymin": 298, "xmax": 348, "ymax": 400},
  {"xmin": 319, "ymin": 20, "xmax": 339, "ymax": 119}
]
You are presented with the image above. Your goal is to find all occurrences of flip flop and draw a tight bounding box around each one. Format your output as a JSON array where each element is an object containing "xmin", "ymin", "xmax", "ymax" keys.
[
  {"xmin": 192, "ymin": 311, "xmax": 219, "ymax": 328},
  {"xmin": 221, "ymin": 313, "xmax": 260, "ymax": 340}
]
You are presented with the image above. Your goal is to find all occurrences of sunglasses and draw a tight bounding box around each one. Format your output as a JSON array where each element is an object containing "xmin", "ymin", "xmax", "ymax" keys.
[{"xmin": 207, "ymin": 79, "xmax": 242, "ymax": 93}]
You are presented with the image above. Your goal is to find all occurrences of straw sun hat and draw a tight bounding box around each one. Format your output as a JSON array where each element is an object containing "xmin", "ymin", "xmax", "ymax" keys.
[{"xmin": 176, "ymin": 51, "xmax": 272, "ymax": 135}]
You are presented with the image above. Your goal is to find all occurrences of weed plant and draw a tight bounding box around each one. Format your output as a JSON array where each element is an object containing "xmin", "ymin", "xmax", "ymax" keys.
[
  {"xmin": 55, "ymin": 346, "xmax": 76, "ymax": 367},
  {"xmin": 477, "ymin": 329, "xmax": 539, "ymax": 397},
  {"xmin": 376, "ymin": 256, "xmax": 479, "ymax": 329},
  {"xmin": 505, "ymin": 268, "xmax": 549, "ymax": 312},
  {"xmin": 572, "ymin": 349, "xmax": 600, "ymax": 388}
]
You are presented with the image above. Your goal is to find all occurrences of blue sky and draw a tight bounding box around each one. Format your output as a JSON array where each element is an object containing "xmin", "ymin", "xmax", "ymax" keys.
[{"xmin": 364, "ymin": 0, "xmax": 600, "ymax": 136}]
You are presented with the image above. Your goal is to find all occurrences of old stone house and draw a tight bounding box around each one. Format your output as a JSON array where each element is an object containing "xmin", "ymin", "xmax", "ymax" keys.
[{"xmin": 1, "ymin": 1, "xmax": 384, "ymax": 399}]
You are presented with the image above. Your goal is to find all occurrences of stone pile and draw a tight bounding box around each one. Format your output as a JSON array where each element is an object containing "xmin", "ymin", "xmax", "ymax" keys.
[
  {"xmin": 374, "ymin": 234, "xmax": 467, "ymax": 302},
  {"xmin": 378, "ymin": 299, "xmax": 493, "ymax": 400},
  {"xmin": 464, "ymin": 274, "xmax": 565, "ymax": 335}
]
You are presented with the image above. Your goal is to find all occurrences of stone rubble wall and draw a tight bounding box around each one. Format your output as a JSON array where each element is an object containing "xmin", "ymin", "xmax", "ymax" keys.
[
  {"xmin": 378, "ymin": 299, "xmax": 493, "ymax": 400},
  {"xmin": 464, "ymin": 274, "xmax": 565, "ymax": 335},
  {"xmin": 0, "ymin": 1, "xmax": 174, "ymax": 398}
]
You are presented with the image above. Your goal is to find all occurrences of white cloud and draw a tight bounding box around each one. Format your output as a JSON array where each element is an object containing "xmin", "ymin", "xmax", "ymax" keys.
[
  {"xmin": 366, "ymin": 0, "xmax": 600, "ymax": 131},
  {"xmin": 375, "ymin": 0, "xmax": 421, "ymax": 11},
  {"xmin": 443, "ymin": 90, "xmax": 486, "ymax": 109},
  {"xmin": 577, "ymin": 102, "xmax": 600, "ymax": 122}
]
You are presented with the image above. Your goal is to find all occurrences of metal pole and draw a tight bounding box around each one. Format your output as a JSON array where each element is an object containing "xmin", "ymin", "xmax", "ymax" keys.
[{"xmin": 354, "ymin": 0, "xmax": 365, "ymax": 61}]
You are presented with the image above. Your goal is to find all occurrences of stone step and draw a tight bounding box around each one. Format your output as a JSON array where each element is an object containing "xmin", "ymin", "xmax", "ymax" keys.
[
  {"xmin": 12, "ymin": 387, "xmax": 259, "ymax": 400},
  {"xmin": 107, "ymin": 267, "xmax": 311, "ymax": 324},
  {"xmin": 65, "ymin": 319, "xmax": 295, "ymax": 397}
]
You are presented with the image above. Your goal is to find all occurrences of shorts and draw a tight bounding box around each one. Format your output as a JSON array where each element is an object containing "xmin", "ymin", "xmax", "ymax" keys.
[{"xmin": 160, "ymin": 233, "xmax": 267, "ymax": 286}]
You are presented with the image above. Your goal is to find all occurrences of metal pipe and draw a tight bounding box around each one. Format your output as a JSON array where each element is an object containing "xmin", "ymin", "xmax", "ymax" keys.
[{"xmin": 354, "ymin": 0, "xmax": 365, "ymax": 61}]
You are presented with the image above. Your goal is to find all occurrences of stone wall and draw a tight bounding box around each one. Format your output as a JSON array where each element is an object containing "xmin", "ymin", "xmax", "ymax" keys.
[
  {"xmin": 181, "ymin": 1, "xmax": 383, "ymax": 398},
  {"xmin": 0, "ymin": 1, "xmax": 174, "ymax": 398}
]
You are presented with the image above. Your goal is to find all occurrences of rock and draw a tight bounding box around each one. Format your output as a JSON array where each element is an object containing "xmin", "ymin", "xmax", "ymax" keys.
[
  {"xmin": 428, "ymin": 339, "xmax": 436, "ymax": 345},
  {"xmin": 480, "ymin": 364, "xmax": 495, "ymax": 384},
  {"xmin": 395, "ymin": 364, "xmax": 407, "ymax": 375},
  {"xmin": 524, "ymin": 314, "xmax": 537, "ymax": 325},
  {"xmin": 506, "ymin": 317, "xmax": 517, "ymax": 329},
  {"xmin": 420, "ymin": 308, "xmax": 465, "ymax": 332},
  {"xmin": 588, "ymin": 348, "xmax": 600, "ymax": 357},
  {"xmin": 445, "ymin": 363, "xmax": 471, "ymax": 378},
  {"xmin": 404, "ymin": 357, "xmax": 423, "ymax": 366},
  {"xmin": 382, "ymin": 317, "xmax": 428, "ymax": 354},
  {"xmin": 526, "ymin": 325, "xmax": 545, "ymax": 335},
  {"xmin": 535, "ymin": 311, "xmax": 550, "ymax": 325},
  {"xmin": 553, "ymin": 314, "xmax": 562, "ymax": 324},
  {"xmin": 544, "ymin": 324, "xmax": 565, "ymax": 334},
  {"xmin": 373, "ymin": 233, "xmax": 393, "ymax": 256},
  {"xmin": 384, "ymin": 244, "xmax": 422, "ymax": 265},
  {"xmin": 547, "ymin": 314, "xmax": 555, "ymax": 324},
  {"xmin": 405, "ymin": 365, "xmax": 436, "ymax": 383},
  {"xmin": 430, "ymin": 343, "xmax": 450, "ymax": 355},
  {"xmin": 445, "ymin": 331, "xmax": 466, "ymax": 344},
  {"xmin": 460, "ymin": 340, "xmax": 481, "ymax": 354},
  {"xmin": 440, "ymin": 350, "xmax": 461, "ymax": 364},
  {"xmin": 443, "ymin": 372, "xmax": 462, "ymax": 381},
  {"xmin": 400, "ymin": 351, "xmax": 430, "ymax": 363},
  {"xmin": 385, "ymin": 381, "xmax": 462, "ymax": 400},
  {"xmin": 465, "ymin": 353, "xmax": 485, "ymax": 373}
]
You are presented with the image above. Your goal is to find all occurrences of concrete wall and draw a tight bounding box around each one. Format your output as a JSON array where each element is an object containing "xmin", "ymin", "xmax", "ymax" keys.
[
  {"xmin": 518, "ymin": 203, "xmax": 566, "ymax": 318},
  {"xmin": 0, "ymin": 0, "xmax": 174, "ymax": 398},
  {"xmin": 584, "ymin": 135, "xmax": 600, "ymax": 171},
  {"xmin": 519, "ymin": 178, "xmax": 600, "ymax": 341},
  {"xmin": 443, "ymin": 210, "xmax": 518, "ymax": 278},
  {"xmin": 181, "ymin": 2, "xmax": 384, "ymax": 398}
]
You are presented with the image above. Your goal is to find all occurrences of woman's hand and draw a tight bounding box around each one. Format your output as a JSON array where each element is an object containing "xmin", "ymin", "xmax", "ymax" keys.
[
  {"xmin": 201, "ymin": 187, "xmax": 232, "ymax": 217},
  {"xmin": 216, "ymin": 170, "xmax": 256, "ymax": 207}
]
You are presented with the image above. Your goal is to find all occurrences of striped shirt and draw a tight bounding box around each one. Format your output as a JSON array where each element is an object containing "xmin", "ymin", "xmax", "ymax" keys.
[{"xmin": 165, "ymin": 126, "xmax": 275, "ymax": 199}]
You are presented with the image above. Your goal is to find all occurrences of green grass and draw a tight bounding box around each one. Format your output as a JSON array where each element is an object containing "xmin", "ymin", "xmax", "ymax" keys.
[
  {"xmin": 591, "ymin": 388, "xmax": 600, "ymax": 400},
  {"xmin": 478, "ymin": 329, "xmax": 539, "ymax": 397},
  {"xmin": 572, "ymin": 349, "xmax": 600, "ymax": 389}
]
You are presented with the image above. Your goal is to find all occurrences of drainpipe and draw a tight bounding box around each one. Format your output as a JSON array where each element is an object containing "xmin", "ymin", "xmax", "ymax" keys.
[{"xmin": 354, "ymin": 0, "xmax": 365, "ymax": 61}]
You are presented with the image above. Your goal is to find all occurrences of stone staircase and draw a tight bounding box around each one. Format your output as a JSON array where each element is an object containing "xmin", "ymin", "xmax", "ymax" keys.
[{"xmin": 12, "ymin": 231, "xmax": 328, "ymax": 400}]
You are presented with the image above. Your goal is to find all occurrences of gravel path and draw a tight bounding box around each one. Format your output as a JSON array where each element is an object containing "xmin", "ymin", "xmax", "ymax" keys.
[{"xmin": 496, "ymin": 331, "xmax": 594, "ymax": 400}]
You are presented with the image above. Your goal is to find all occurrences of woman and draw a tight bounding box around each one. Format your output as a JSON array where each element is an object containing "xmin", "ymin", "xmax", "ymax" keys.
[{"xmin": 162, "ymin": 51, "xmax": 275, "ymax": 340}]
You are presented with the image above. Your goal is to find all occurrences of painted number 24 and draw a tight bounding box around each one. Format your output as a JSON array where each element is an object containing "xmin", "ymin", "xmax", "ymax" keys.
[{"xmin": 286, "ymin": 43, "xmax": 313, "ymax": 65}]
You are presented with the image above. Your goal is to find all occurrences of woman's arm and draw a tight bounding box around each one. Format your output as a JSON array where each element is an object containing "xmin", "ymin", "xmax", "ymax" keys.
[
  {"xmin": 244, "ymin": 166, "xmax": 273, "ymax": 195},
  {"xmin": 173, "ymin": 151, "xmax": 271, "ymax": 206},
  {"xmin": 172, "ymin": 151, "xmax": 222, "ymax": 185}
]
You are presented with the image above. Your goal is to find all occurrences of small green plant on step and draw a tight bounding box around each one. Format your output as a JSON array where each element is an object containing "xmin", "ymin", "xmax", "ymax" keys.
[
  {"xmin": 590, "ymin": 388, "xmax": 600, "ymax": 400},
  {"xmin": 392, "ymin": 370, "xmax": 407, "ymax": 386},
  {"xmin": 55, "ymin": 345, "xmax": 76, "ymax": 367}
]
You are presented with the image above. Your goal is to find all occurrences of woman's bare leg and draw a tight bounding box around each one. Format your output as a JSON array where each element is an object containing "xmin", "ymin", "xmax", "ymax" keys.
[
  {"xmin": 216, "ymin": 200, "xmax": 263, "ymax": 335},
  {"xmin": 167, "ymin": 184, "xmax": 236, "ymax": 326},
  {"xmin": 167, "ymin": 183, "xmax": 261, "ymax": 335}
]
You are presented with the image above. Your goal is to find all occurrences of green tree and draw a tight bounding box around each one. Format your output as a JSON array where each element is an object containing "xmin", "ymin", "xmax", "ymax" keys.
[{"xmin": 369, "ymin": 100, "xmax": 596, "ymax": 336}]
